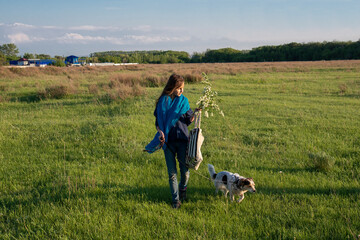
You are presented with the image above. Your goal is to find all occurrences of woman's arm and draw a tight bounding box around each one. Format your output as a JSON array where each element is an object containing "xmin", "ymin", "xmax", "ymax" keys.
[{"xmin": 155, "ymin": 105, "xmax": 165, "ymax": 143}]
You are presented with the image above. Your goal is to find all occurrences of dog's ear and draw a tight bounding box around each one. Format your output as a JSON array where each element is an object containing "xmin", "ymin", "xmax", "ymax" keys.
[
  {"xmin": 236, "ymin": 179, "xmax": 244, "ymax": 188},
  {"xmin": 240, "ymin": 179, "xmax": 250, "ymax": 186}
]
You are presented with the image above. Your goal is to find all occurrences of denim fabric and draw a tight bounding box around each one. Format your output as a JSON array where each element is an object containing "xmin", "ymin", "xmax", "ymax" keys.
[{"xmin": 163, "ymin": 141, "xmax": 190, "ymax": 203}]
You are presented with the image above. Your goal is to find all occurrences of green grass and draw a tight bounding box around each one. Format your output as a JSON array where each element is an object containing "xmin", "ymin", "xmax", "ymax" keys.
[{"xmin": 1, "ymin": 63, "xmax": 360, "ymax": 239}]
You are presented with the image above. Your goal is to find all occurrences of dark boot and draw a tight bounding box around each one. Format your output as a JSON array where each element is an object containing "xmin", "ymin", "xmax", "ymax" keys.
[
  {"xmin": 172, "ymin": 201, "xmax": 181, "ymax": 209},
  {"xmin": 179, "ymin": 188, "xmax": 187, "ymax": 202}
]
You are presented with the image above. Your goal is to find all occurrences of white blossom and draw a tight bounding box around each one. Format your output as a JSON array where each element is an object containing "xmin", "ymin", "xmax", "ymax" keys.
[{"xmin": 196, "ymin": 73, "xmax": 224, "ymax": 118}]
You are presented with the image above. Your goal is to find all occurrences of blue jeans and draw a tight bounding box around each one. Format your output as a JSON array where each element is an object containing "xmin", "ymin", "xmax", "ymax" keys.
[{"xmin": 164, "ymin": 141, "xmax": 190, "ymax": 203}]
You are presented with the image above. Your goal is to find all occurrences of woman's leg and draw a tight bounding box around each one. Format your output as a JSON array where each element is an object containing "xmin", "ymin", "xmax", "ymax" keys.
[
  {"xmin": 177, "ymin": 141, "xmax": 190, "ymax": 191},
  {"xmin": 164, "ymin": 144, "xmax": 179, "ymax": 204}
]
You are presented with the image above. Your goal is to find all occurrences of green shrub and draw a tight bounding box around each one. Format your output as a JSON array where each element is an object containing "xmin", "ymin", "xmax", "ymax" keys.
[
  {"xmin": 308, "ymin": 151, "xmax": 335, "ymax": 172},
  {"xmin": 0, "ymin": 84, "xmax": 7, "ymax": 92},
  {"xmin": 52, "ymin": 59, "xmax": 66, "ymax": 67},
  {"xmin": 338, "ymin": 83, "xmax": 348, "ymax": 94},
  {"xmin": 183, "ymin": 73, "xmax": 202, "ymax": 83},
  {"xmin": 88, "ymin": 84, "xmax": 99, "ymax": 95},
  {"xmin": 38, "ymin": 85, "xmax": 70, "ymax": 99},
  {"xmin": 144, "ymin": 75, "xmax": 162, "ymax": 87}
]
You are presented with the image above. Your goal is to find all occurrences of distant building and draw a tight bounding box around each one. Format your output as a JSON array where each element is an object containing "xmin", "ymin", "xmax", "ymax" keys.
[
  {"xmin": 9, "ymin": 58, "xmax": 55, "ymax": 67},
  {"xmin": 18, "ymin": 58, "xmax": 28, "ymax": 66},
  {"xmin": 65, "ymin": 55, "xmax": 80, "ymax": 65},
  {"xmin": 29, "ymin": 59, "xmax": 55, "ymax": 67}
]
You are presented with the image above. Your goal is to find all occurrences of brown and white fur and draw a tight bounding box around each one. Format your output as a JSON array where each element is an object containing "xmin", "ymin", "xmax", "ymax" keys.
[{"xmin": 208, "ymin": 164, "xmax": 256, "ymax": 203}]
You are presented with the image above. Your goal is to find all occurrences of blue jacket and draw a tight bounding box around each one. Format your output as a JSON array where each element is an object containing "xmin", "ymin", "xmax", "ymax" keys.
[{"xmin": 155, "ymin": 108, "xmax": 194, "ymax": 143}]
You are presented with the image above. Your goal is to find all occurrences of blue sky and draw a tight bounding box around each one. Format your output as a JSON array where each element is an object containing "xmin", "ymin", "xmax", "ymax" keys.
[{"xmin": 1, "ymin": 0, "xmax": 359, "ymax": 56}]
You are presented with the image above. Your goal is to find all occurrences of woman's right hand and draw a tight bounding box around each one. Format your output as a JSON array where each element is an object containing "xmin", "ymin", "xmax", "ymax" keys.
[{"xmin": 158, "ymin": 129, "xmax": 165, "ymax": 143}]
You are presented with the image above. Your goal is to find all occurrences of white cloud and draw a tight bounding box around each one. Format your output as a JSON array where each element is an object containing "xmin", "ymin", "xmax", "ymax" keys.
[
  {"xmin": 58, "ymin": 33, "xmax": 106, "ymax": 42},
  {"xmin": 56, "ymin": 32, "xmax": 189, "ymax": 45},
  {"xmin": 12, "ymin": 22, "xmax": 35, "ymax": 28},
  {"xmin": 0, "ymin": 22, "xmax": 196, "ymax": 54},
  {"xmin": 7, "ymin": 32, "xmax": 45, "ymax": 43},
  {"xmin": 57, "ymin": 33, "xmax": 124, "ymax": 44},
  {"xmin": 69, "ymin": 25, "xmax": 119, "ymax": 31},
  {"xmin": 132, "ymin": 25, "xmax": 152, "ymax": 32},
  {"xmin": 124, "ymin": 35, "xmax": 190, "ymax": 44},
  {"xmin": 7, "ymin": 33, "xmax": 31, "ymax": 43},
  {"xmin": 42, "ymin": 25, "xmax": 61, "ymax": 29}
]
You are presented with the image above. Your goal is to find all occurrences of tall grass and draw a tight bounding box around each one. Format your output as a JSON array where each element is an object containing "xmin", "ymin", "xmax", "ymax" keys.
[{"xmin": 1, "ymin": 61, "xmax": 360, "ymax": 239}]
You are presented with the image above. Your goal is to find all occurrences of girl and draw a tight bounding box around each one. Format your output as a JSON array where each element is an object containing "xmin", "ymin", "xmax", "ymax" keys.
[{"xmin": 145, "ymin": 74, "xmax": 198, "ymax": 209}]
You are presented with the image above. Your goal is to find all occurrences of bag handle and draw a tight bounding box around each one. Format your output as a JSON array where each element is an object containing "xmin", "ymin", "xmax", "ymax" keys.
[{"xmin": 194, "ymin": 110, "xmax": 201, "ymax": 129}]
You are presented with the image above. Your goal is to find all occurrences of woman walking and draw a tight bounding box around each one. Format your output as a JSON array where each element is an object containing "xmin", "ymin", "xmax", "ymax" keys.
[{"xmin": 145, "ymin": 74, "xmax": 198, "ymax": 209}]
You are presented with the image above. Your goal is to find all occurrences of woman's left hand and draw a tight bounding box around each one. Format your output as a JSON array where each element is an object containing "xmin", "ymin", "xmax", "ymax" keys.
[{"xmin": 191, "ymin": 108, "xmax": 201, "ymax": 122}]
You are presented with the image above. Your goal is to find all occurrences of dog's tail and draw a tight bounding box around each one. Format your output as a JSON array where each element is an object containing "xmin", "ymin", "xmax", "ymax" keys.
[{"xmin": 207, "ymin": 164, "xmax": 217, "ymax": 180}]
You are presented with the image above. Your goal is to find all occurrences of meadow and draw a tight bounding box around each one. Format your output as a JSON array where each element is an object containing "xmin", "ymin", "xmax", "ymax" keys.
[{"xmin": 0, "ymin": 61, "xmax": 360, "ymax": 239}]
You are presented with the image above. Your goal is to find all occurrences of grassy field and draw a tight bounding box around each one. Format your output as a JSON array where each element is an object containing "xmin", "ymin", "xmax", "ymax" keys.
[{"xmin": 1, "ymin": 61, "xmax": 360, "ymax": 239}]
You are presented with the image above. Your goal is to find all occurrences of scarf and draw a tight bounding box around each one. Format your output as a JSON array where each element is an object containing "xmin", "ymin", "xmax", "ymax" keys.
[{"xmin": 145, "ymin": 94, "xmax": 190, "ymax": 153}]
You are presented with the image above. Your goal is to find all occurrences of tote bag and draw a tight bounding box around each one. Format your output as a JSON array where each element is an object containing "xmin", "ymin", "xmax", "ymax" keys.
[{"xmin": 186, "ymin": 111, "xmax": 204, "ymax": 170}]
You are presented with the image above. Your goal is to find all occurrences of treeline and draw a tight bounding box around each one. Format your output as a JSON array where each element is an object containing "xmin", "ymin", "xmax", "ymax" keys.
[
  {"xmin": 2, "ymin": 40, "xmax": 360, "ymax": 66},
  {"xmin": 90, "ymin": 40, "xmax": 360, "ymax": 63},
  {"xmin": 89, "ymin": 50, "xmax": 190, "ymax": 64},
  {"xmin": 197, "ymin": 41, "xmax": 360, "ymax": 63}
]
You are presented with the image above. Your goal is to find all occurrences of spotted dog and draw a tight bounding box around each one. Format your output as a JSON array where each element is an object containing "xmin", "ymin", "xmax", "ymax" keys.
[{"xmin": 208, "ymin": 164, "xmax": 256, "ymax": 203}]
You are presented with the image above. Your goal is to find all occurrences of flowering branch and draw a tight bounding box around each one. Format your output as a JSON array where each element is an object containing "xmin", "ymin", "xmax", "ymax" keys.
[{"xmin": 196, "ymin": 73, "xmax": 224, "ymax": 118}]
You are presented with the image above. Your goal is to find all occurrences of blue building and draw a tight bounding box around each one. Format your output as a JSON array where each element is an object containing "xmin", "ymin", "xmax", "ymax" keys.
[
  {"xmin": 9, "ymin": 58, "xmax": 55, "ymax": 67},
  {"xmin": 65, "ymin": 55, "xmax": 80, "ymax": 65},
  {"xmin": 29, "ymin": 59, "xmax": 55, "ymax": 66}
]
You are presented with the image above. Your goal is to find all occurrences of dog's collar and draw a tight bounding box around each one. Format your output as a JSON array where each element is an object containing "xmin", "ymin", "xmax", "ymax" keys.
[
  {"xmin": 234, "ymin": 178, "xmax": 242, "ymax": 188},
  {"xmin": 234, "ymin": 178, "xmax": 246, "ymax": 189}
]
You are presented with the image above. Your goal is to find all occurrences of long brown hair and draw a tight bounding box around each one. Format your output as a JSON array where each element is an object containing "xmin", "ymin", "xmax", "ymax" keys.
[{"xmin": 156, "ymin": 74, "xmax": 184, "ymax": 106}]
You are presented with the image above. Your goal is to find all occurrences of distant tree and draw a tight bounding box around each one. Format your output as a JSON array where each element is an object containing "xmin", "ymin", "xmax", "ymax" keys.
[
  {"xmin": 0, "ymin": 43, "xmax": 19, "ymax": 60},
  {"xmin": 86, "ymin": 56, "xmax": 99, "ymax": 63},
  {"xmin": 52, "ymin": 59, "xmax": 66, "ymax": 67},
  {"xmin": 54, "ymin": 55, "xmax": 65, "ymax": 60},
  {"xmin": 35, "ymin": 54, "xmax": 51, "ymax": 59},
  {"xmin": 0, "ymin": 52, "xmax": 7, "ymax": 65},
  {"xmin": 23, "ymin": 53, "xmax": 35, "ymax": 59},
  {"xmin": 190, "ymin": 52, "xmax": 204, "ymax": 63}
]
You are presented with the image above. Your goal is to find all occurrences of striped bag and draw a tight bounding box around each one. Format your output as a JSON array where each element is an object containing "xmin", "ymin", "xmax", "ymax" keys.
[{"xmin": 186, "ymin": 111, "xmax": 204, "ymax": 170}]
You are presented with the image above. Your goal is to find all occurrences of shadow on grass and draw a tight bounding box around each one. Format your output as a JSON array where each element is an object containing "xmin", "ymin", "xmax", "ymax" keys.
[
  {"xmin": 10, "ymin": 94, "xmax": 42, "ymax": 103},
  {"xmin": 335, "ymin": 93, "xmax": 360, "ymax": 99},
  {"xmin": 255, "ymin": 166, "xmax": 317, "ymax": 174},
  {"xmin": 119, "ymin": 185, "xmax": 214, "ymax": 204},
  {"xmin": 7, "ymin": 93, "xmax": 118, "ymax": 105},
  {"xmin": 3, "ymin": 177, "xmax": 359, "ymax": 214},
  {"xmin": 259, "ymin": 186, "xmax": 360, "ymax": 196},
  {"xmin": 0, "ymin": 180, "xmax": 214, "ymax": 212}
]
